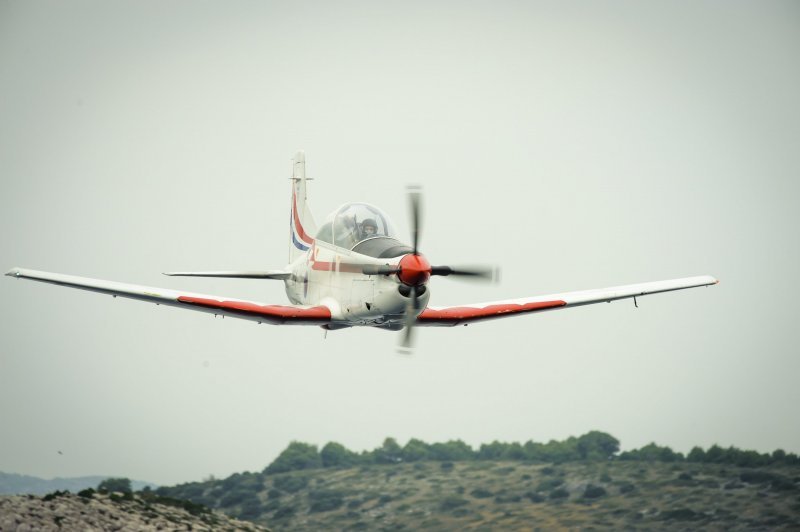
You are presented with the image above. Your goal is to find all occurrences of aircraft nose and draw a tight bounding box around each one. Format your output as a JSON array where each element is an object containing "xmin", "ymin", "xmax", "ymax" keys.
[{"xmin": 397, "ymin": 253, "xmax": 431, "ymax": 286}]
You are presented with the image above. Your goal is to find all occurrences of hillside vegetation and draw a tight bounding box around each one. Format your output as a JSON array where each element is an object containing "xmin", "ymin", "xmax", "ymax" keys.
[{"xmin": 155, "ymin": 432, "xmax": 800, "ymax": 531}]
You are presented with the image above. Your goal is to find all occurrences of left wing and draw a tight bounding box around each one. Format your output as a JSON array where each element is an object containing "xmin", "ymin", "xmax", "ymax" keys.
[
  {"xmin": 163, "ymin": 270, "xmax": 292, "ymax": 279},
  {"xmin": 417, "ymin": 275, "xmax": 718, "ymax": 326},
  {"xmin": 6, "ymin": 267, "xmax": 330, "ymax": 325}
]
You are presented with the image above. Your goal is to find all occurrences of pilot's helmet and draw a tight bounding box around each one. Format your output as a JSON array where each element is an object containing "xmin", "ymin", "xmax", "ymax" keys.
[{"xmin": 361, "ymin": 218, "xmax": 378, "ymax": 237}]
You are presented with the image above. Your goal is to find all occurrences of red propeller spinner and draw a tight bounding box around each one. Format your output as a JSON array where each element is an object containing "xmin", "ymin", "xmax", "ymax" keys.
[{"xmin": 397, "ymin": 253, "xmax": 432, "ymax": 286}]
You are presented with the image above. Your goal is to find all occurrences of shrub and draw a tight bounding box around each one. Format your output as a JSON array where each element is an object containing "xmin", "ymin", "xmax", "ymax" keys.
[
  {"xmin": 347, "ymin": 498, "xmax": 364, "ymax": 509},
  {"xmin": 740, "ymin": 471, "xmax": 778, "ymax": 484},
  {"xmin": 660, "ymin": 508, "xmax": 704, "ymax": 521},
  {"xmin": 140, "ymin": 493, "xmax": 211, "ymax": 516},
  {"xmin": 273, "ymin": 474, "xmax": 309, "ymax": 494},
  {"xmin": 439, "ymin": 495, "xmax": 469, "ymax": 511},
  {"xmin": 470, "ymin": 488, "xmax": 493, "ymax": 499},
  {"xmin": 536, "ymin": 478, "xmax": 563, "ymax": 491},
  {"xmin": 98, "ymin": 478, "xmax": 132, "ymax": 494},
  {"xmin": 494, "ymin": 493, "xmax": 522, "ymax": 503},
  {"xmin": 219, "ymin": 488, "xmax": 252, "ymax": 507},
  {"xmin": 263, "ymin": 499, "xmax": 281, "ymax": 512},
  {"xmin": 273, "ymin": 506, "xmax": 296, "ymax": 519},
  {"xmin": 525, "ymin": 491, "xmax": 545, "ymax": 503},
  {"xmin": 109, "ymin": 492, "xmax": 134, "ymax": 503},
  {"xmin": 238, "ymin": 498, "xmax": 263, "ymax": 520},
  {"xmin": 583, "ymin": 484, "xmax": 607, "ymax": 499},
  {"xmin": 309, "ymin": 489, "xmax": 345, "ymax": 513},
  {"xmin": 549, "ymin": 488, "xmax": 569, "ymax": 500}
]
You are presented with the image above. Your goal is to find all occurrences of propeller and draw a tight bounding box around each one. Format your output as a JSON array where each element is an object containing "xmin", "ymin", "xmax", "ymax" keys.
[
  {"xmin": 399, "ymin": 285, "xmax": 420, "ymax": 352},
  {"xmin": 393, "ymin": 185, "xmax": 499, "ymax": 351},
  {"xmin": 408, "ymin": 185, "xmax": 422, "ymax": 255}
]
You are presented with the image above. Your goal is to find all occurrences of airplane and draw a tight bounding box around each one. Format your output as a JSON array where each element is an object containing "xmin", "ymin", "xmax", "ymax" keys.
[{"xmin": 6, "ymin": 151, "xmax": 717, "ymax": 349}]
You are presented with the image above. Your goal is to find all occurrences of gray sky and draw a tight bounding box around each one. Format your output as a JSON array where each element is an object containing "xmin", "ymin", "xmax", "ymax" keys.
[{"xmin": 1, "ymin": 1, "xmax": 798, "ymax": 486}]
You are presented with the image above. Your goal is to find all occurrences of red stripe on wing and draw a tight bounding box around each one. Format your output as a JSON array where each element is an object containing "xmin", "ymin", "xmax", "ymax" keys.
[
  {"xmin": 417, "ymin": 300, "xmax": 566, "ymax": 325},
  {"xmin": 178, "ymin": 296, "xmax": 330, "ymax": 324}
]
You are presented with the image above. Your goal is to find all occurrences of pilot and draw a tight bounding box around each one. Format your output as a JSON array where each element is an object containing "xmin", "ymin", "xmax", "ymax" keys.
[{"xmin": 360, "ymin": 218, "xmax": 378, "ymax": 239}]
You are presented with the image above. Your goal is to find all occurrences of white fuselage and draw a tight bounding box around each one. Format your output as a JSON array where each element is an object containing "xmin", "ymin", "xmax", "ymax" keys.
[{"xmin": 284, "ymin": 239, "xmax": 430, "ymax": 329}]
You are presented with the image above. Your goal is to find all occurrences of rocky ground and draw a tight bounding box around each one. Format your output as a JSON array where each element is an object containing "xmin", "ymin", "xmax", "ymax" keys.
[{"xmin": 0, "ymin": 490, "xmax": 269, "ymax": 532}]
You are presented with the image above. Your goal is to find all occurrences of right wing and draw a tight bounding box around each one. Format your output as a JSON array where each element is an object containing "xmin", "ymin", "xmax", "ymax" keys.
[
  {"xmin": 417, "ymin": 275, "xmax": 718, "ymax": 326},
  {"xmin": 6, "ymin": 267, "xmax": 329, "ymax": 325}
]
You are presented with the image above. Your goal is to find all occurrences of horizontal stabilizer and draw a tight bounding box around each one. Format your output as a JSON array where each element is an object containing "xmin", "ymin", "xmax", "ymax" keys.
[{"xmin": 162, "ymin": 270, "xmax": 292, "ymax": 280}]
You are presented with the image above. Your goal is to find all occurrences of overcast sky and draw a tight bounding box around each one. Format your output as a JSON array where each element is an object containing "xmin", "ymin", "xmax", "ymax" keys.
[{"xmin": 1, "ymin": 1, "xmax": 798, "ymax": 486}]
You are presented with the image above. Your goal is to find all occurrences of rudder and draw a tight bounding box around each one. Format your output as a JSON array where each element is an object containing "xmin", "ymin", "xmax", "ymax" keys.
[{"xmin": 289, "ymin": 151, "xmax": 317, "ymax": 262}]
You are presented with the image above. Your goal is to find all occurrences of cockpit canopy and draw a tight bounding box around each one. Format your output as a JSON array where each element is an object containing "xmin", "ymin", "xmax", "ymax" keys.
[{"xmin": 315, "ymin": 202, "xmax": 399, "ymax": 250}]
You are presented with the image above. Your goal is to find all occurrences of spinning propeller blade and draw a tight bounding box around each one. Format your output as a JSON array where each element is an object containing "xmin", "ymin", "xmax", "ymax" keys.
[
  {"xmin": 398, "ymin": 186, "xmax": 498, "ymax": 350},
  {"xmin": 408, "ymin": 185, "xmax": 422, "ymax": 255},
  {"xmin": 430, "ymin": 265, "xmax": 500, "ymax": 282}
]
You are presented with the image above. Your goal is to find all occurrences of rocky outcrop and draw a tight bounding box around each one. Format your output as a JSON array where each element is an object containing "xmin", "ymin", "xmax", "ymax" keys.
[{"xmin": 0, "ymin": 491, "xmax": 269, "ymax": 532}]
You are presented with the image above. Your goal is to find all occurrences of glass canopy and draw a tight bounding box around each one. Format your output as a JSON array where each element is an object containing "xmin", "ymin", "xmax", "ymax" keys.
[{"xmin": 315, "ymin": 202, "xmax": 399, "ymax": 249}]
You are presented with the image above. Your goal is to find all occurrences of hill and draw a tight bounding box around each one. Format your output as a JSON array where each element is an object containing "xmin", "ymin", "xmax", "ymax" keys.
[
  {"xmin": 159, "ymin": 460, "xmax": 800, "ymax": 530},
  {"xmin": 0, "ymin": 472, "xmax": 156, "ymax": 495}
]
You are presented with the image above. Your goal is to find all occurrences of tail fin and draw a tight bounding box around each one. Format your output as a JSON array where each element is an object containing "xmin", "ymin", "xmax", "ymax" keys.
[{"xmin": 289, "ymin": 151, "xmax": 317, "ymax": 262}]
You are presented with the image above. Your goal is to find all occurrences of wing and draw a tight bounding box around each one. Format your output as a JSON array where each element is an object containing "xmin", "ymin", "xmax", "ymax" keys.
[
  {"xmin": 416, "ymin": 275, "xmax": 718, "ymax": 326},
  {"xmin": 163, "ymin": 270, "xmax": 292, "ymax": 279},
  {"xmin": 6, "ymin": 267, "xmax": 330, "ymax": 325}
]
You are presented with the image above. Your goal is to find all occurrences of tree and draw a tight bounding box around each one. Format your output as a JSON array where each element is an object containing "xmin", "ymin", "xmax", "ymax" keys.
[
  {"xmin": 576, "ymin": 431, "xmax": 620, "ymax": 460},
  {"xmin": 523, "ymin": 440, "xmax": 547, "ymax": 462},
  {"xmin": 373, "ymin": 437, "xmax": 403, "ymax": 464},
  {"xmin": 429, "ymin": 440, "xmax": 474, "ymax": 461},
  {"xmin": 401, "ymin": 438, "xmax": 431, "ymax": 462},
  {"xmin": 619, "ymin": 443, "xmax": 682, "ymax": 462},
  {"xmin": 477, "ymin": 441, "xmax": 508, "ymax": 460},
  {"xmin": 97, "ymin": 477, "xmax": 132, "ymax": 494},
  {"xmin": 264, "ymin": 442, "xmax": 321, "ymax": 474},
  {"xmin": 504, "ymin": 442, "xmax": 526, "ymax": 460},
  {"xmin": 687, "ymin": 446, "xmax": 706, "ymax": 462},
  {"xmin": 321, "ymin": 442, "xmax": 360, "ymax": 468},
  {"xmin": 705, "ymin": 444, "xmax": 725, "ymax": 463}
]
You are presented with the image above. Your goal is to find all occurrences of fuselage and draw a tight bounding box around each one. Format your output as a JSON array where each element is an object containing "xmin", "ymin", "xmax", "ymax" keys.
[
  {"xmin": 284, "ymin": 201, "xmax": 431, "ymax": 329},
  {"xmin": 284, "ymin": 236, "xmax": 431, "ymax": 329}
]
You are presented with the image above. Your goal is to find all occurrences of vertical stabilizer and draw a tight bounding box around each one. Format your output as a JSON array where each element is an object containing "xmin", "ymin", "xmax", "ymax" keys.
[{"xmin": 289, "ymin": 151, "xmax": 317, "ymax": 262}]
